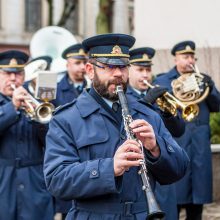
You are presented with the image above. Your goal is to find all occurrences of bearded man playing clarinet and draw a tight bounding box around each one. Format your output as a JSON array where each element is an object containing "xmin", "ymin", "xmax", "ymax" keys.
[{"xmin": 44, "ymin": 33, "xmax": 189, "ymax": 220}]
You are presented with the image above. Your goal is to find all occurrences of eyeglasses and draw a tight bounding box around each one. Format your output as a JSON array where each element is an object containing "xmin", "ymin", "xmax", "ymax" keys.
[{"xmin": 92, "ymin": 62, "xmax": 129, "ymax": 73}]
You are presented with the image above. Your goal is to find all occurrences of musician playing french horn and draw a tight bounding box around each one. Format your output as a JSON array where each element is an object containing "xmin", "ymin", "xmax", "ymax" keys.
[
  {"xmin": 154, "ymin": 40, "xmax": 220, "ymax": 220},
  {"xmin": 127, "ymin": 47, "xmax": 187, "ymax": 220},
  {"xmin": 43, "ymin": 33, "xmax": 189, "ymax": 220},
  {"xmin": 0, "ymin": 50, "xmax": 54, "ymax": 220}
]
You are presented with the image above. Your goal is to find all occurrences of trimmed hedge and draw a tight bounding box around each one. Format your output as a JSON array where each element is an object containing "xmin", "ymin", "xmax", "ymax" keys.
[{"xmin": 210, "ymin": 112, "xmax": 220, "ymax": 144}]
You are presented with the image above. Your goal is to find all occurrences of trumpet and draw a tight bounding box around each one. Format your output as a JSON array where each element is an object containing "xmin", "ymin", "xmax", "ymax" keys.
[
  {"xmin": 143, "ymin": 80, "xmax": 199, "ymax": 122},
  {"xmin": 11, "ymin": 84, "xmax": 55, "ymax": 124}
]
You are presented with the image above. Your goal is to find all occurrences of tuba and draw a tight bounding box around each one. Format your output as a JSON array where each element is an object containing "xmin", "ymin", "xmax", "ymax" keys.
[
  {"xmin": 143, "ymin": 80, "xmax": 199, "ymax": 122},
  {"xmin": 171, "ymin": 64, "xmax": 210, "ymax": 107},
  {"xmin": 30, "ymin": 26, "xmax": 77, "ymax": 80},
  {"xmin": 11, "ymin": 84, "xmax": 55, "ymax": 124}
]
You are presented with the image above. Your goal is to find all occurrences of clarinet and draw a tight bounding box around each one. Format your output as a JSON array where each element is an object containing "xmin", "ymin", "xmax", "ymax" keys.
[{"xmin": 116, "ymin": 85, "xmax": 165, "ymax": 220}]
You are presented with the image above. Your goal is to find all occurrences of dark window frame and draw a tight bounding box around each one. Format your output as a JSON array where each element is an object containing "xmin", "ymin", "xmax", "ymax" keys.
[{"xmin": 25, "ymin": 0, "xmax": 42, "ymax": 32}]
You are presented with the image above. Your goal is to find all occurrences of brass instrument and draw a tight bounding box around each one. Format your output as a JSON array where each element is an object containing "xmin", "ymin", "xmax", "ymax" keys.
[
  {"xmin": 116, "ymin": 85, "xmax": 165, "ymax": 220},
  {"xmin": 11, "ymin": 84, "xmax": 55, "ymax": 124},
  {"xmin": 30, "ymin": 26, "xmax": 77, "ymax": 78},
  {"xmin": 171, "ymin": 64, "xmax": 210, "ymax": 105},
  {"xmin": 143, "ymin": 80, "xmax": 199, "ymax": 122}
]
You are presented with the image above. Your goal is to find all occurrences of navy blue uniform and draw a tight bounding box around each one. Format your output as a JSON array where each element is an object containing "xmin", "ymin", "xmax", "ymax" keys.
[
  {"xmin": 44, "ymin": 90, "xmax": 189, "ymax": 220},
  {"xmin": 0, "ymin": 94, "xmax": 54, "ymax": 220},
  {"xmin": 53, "ymin": 73, "xmax": 87, "ymax": 107},
  {"xmin": 52, "ymin": 73, "xmax": 87, "ymax": 214},
  {"xmin": 154, "ymin": 67, "xmax": 220, "ymax": 205}
]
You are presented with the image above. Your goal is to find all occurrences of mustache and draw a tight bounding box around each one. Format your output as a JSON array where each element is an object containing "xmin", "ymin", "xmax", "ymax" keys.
[{"xmin": 107, "ymin": 79, "xmax": 125, "ymax": 87}]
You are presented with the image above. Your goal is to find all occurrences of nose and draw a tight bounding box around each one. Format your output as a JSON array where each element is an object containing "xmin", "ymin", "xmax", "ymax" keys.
[
  {"xmin": 9, "ymin": 72, "xmax": 16, "ymax": 80},
  {"xmin": 112, "ymin": 67, "xmax": 123, "ymax": 77}
]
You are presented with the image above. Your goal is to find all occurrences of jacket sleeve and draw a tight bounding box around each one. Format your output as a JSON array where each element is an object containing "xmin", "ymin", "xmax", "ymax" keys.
[
  {"xmin": 205, "ymin": 85, "xmax": 220, "ymax": 112},
  {"xmin": 0, "ymin": 102, "xmax": 20, "ymax": 134},
  {"xmin": 44, "ymin": 116, "xmax": 122, "ymax": 200},
  {"xmin": 145, "ymin": 114, "xmax": 189, "ymax": 185},
  {"xmin": 160, "ymin": 111, "xmax": 185, "ymax": 137}
]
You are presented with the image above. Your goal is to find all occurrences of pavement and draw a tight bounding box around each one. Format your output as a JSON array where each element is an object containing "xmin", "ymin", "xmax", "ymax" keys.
[
  {"xmin": 55, "ymin": 202, "xmax": 220, "ymax": 220},
  {"xmin": 54, "ymin": 201, "xmax": 220, "ymax": 220},
  {"xmin": 180, "ymin": 202, "xmax": 220, "ymax": 220}
]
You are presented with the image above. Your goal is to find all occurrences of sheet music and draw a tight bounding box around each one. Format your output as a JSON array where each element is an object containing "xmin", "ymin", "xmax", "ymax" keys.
[{"xmin": 35, "ymin": 71, "xmax": 57, "ymax": 101}]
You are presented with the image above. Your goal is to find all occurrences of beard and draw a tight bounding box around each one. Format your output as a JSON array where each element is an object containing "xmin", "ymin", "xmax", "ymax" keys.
[{"xmin": 93, "ymin": 70, "xmax": 127, "ymax": 101}]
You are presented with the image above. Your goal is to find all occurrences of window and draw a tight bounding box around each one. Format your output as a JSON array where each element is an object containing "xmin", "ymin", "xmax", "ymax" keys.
[
  {"xmin": 25, "ymin": 0, "xmax": 41, "ymax": 32},
  {"xmin": 62, "ymin": 0, "xmax": 79, "ymax": 35}
]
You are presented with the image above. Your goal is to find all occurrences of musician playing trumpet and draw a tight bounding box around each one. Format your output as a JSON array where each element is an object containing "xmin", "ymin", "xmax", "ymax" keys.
[
  {"xmin": 0, "ymin": 50, "xmax": 54, "ymax": 220},
  {"xmin": 154, "ymin": 40, "xmax": 220, "ymax": 220},
  {"xmin": 43, "ymin": 33, "xmax": 189, "ymax": 220}
]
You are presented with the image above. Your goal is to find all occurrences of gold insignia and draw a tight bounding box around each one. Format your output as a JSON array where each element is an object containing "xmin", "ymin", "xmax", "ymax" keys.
[
  {"xmin": 185, "ymin": 45, "xmax": 192, "ymax": 51},
  {"xmin": 143, "ymin": 54, "xmax": 149, "ymax": 60},
  {"xmin": 78, "ymin": 49, "xmax": 85, "ymax": 55},
  {"xmin": 9, "ymin": 58, "xmax": 18, "ymax": 66},
  {"xmin": 111, "ymin": 45, "xmax": 122, "ymax": 55}
]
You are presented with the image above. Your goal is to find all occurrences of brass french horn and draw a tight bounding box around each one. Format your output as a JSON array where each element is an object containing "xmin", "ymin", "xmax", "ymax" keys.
[
  {"xmin": 143, "ymin": 80, "xmax": 199, "ymax": 122},
  {"xmin": 171, "ymin": 64, "xmax": 210, "ymax": 106}
]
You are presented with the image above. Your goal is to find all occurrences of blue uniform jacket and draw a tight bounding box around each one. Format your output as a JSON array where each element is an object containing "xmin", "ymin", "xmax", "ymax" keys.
[
  {"xmin": 0, "ymin": 94, "xmax": 54, "ymax": 220},
  {"xmin": 154, "ymin": 67, "xmax": 220, "ymax": 204},
  {"xmin": 126, "ymin": 85, "xmax": 180, "ymax": 220},
  {"xmin": 53, "ymin": 74, "xmax": 87, "ymax": 107},
  {"xmin": 44, "ymin": 90, "xmax": 189, "ymax": 220}
]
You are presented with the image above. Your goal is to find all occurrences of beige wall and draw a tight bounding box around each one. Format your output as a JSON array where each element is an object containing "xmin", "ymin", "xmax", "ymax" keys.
[
  {"xmin": 134, "ymin": 0, "xmax": 220, "ymax": 49},
  {"xmin": 133, "ymin": 0, "xmax": 220, "ymax": 89}
]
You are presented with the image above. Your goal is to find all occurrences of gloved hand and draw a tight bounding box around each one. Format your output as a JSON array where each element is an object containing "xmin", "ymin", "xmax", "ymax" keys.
[
  {"xmin": 143, "ymin": 86, "xmax": 168, "ymax": 104},
  {"xmin": 201, "ymin": 73, "xmax": 214, "ymax": 90}
]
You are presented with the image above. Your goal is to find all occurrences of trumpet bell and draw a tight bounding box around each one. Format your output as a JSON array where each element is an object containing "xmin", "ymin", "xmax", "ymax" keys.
[
  {"xmin": 35, "ymin": 102, "xmax": 55, "ymax": 124},
  {"xmin": 182, "ymin": 103, "xmax": 199, "ymax": 122}
]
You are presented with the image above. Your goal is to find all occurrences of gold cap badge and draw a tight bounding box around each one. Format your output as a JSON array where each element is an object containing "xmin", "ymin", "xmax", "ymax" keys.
[
  {"xmin": 78, "ymin": 49, "xmax": 86, "ymax": 55},
  {"xmin": 143, "ymin": 54, "xmax": 150, "ymax": 60},
  {"xmin": 9, "ymin": 58, "xmax": 18, "ymax": 66},
  {"xmin": 185, "ymin": 45, "xmax": 192, "ymax": 51},
  {"xmin": 111, "ymin": 45, "xmax": 122, "ymax": 55}
]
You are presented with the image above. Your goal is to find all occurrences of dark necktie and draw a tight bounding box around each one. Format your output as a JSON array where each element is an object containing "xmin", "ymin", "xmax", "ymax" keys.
[
  {"xmin": 112, "ymin": 102, "xmax": 120, "ymax": 113},
  {"xmin": 76, "ymin": 85, "xmax": 83, "ymax": 94},
  {"xmin": 140, "ymin": 92, "xmax": 146, "ymax": 98},
  {"xmin": 112, "ymin": 102, "xmax": 122, "ymax": 123}
]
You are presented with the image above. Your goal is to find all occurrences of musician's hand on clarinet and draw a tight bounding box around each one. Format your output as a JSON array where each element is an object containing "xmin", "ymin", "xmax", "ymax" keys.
[
  {"xmin": 113, "ymin": 139, "xmax": 143, "ymax": 176},
  {"xmin": 129, "ymin": 119, "xmax": 160, "ymax": 157},
  {"xmin": 12, "ymin": 86, "xmax": 29, "ymax": 109}
]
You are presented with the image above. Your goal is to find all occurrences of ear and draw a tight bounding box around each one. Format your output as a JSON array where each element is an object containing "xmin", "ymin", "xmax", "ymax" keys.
[
  {"xmin": 174, "ymin": 56, "xmax": 178, "ymax": 65},
  {"xmin": 85, "ymin": 63, "xmax": 95, "ymax": 80}
]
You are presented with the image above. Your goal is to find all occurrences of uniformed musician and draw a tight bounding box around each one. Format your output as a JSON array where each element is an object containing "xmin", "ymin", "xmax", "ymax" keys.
[
  {"xmin": 44, "ymin": 34, "xmax": 189, "ymax": 220},
  {"xmin": 0, "ymin": 50, "xmax": 54, "ymax": 220},
  {"xmin": 53, "ymin": 43, "xmax": 88, "ymax": 107},
  {"xmin": 154, "ymin": 40, "xmax": 220, "ymax": 220}
]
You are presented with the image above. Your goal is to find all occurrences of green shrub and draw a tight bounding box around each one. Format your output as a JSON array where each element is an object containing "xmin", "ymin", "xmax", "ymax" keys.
[{"xmin": 210, "ymin": 112, "xmax": 220, "ymax": 144}]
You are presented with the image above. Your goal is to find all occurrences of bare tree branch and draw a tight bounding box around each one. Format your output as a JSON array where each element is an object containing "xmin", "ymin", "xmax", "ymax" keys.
[{"xmin": 57, "ymin": 0, "xmax": 76, "ymax": 26}]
